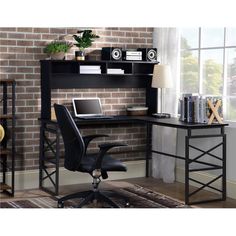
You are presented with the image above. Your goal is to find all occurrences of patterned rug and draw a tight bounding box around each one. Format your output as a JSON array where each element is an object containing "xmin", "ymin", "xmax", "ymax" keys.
[{"xmin": 0, "ymin": 184, "xmax": 187, "ymax": 208}]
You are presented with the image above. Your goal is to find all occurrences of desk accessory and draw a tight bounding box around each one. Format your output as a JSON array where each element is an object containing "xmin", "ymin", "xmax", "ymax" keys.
[
  {"xmin": 0, "ymin": 124, "xmax": 5, "ymax": 142},
  {"xmin": 179, "ymin": 95, "xmax": 223, "ymax": 124},
  {"xmin": 152, "ymin": 113, "xmax": 171, "ymax": 118},
  {"xmin": 102, "ymin": 47, "xmax": 122, "ymax": 61},
  {"xmin": 207, "ymin": 99, "xmax": 223, "ymax": 124},
  {"xmin": 151, "ymin": 64, "xmax": 173, "ymax": 118},
  {"xmin": 73, "ymin": 30, "xmax": 100, "ymax": 61},
  {"xmin": 126, "ymin": 106, "xmax": 148, "ymax": 116},
  {"xmin": 138, "ymin": 48, "xmax": 157, "ymax": 61}
]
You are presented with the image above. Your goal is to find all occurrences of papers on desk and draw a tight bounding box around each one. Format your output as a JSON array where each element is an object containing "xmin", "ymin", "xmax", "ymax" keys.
[{"xmin": 80, "ymin": 65, "xmax": 101, "ymax": 74}]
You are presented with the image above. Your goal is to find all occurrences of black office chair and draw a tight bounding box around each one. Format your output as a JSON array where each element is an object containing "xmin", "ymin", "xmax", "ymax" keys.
[{"xmin": 54, "ymin": 104, "xmax": 129, "ymax": 208}]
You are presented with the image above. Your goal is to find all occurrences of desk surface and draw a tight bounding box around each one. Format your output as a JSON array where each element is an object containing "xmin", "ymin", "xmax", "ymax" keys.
[{"xmin": 59, "ymin": 116, "xmax": 228, "ymax": 129}]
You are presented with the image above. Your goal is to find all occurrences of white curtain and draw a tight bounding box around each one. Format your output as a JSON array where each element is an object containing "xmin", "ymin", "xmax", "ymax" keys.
[{"xmin": 151, "ymin": 28, "xmax": 180, "ymax": 183}]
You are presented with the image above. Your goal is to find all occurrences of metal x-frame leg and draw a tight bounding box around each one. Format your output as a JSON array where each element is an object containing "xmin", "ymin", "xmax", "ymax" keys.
[
  {"xmin": 39, "ymin": 121, "xmax": 60, "ymax": 195},
  {"xmin": 149, "ymin": 125, "xmax": 226, "ymax": 205},
  {"xmin": 185, "ymin": 127, "xmax": 226, "ymax": 205}
]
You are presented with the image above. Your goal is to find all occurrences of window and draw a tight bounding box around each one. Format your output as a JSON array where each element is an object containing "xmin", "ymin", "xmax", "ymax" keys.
[{"xmin": 180, "ymin": 28, "xmax": 236, "ymax": 121}]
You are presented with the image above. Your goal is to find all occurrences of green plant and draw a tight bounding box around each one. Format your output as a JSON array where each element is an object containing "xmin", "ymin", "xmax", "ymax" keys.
[
  {"xmin": 73, "ymin": 30, "xmax": 99, "ymax": 50},
  {"xmin": 44, "ymin": 41, "xmax": 72, "ymax": 54}
]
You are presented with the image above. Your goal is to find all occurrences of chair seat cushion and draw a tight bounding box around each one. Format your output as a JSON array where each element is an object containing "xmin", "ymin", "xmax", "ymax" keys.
[{"xmin": 78, "ymin": 154, "xmax": 127, "ymax": 173}]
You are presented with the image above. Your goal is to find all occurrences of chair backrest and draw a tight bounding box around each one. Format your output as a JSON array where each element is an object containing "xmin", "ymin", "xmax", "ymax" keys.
[{"xmin": 54, "ymin": 104, "xmax": 85, "ymax": 171}]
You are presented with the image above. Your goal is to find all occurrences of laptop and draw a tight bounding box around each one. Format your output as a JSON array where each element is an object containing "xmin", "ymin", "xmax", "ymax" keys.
[{"xmin": 72, "ymin": 98, "xmax": 113, "ymax": 120}]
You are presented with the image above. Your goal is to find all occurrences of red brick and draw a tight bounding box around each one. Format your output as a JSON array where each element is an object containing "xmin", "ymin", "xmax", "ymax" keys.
[
  {"xmin": 126, "ymin": 32, "xmax": 139, "ymax": 37},
  {"xmin": 133, "ymin": 38, "xmax": 146, "ymax": 44},
  {"xmin": 50, "ymin": 28, "xmax": 66, "ymax": 34},
  {"xmin": 42, "ymin": 34, "xmax": 58, "ymax": 40},
  {"xmin": 25, "ymin": 34, "xmax": 41, "ymax": 40},
  {"xmin": 0, "ymin": 47, "xmax": 7, "ymax": 52},
  {"xmin": 2, "ymin": 26, "xmax": 152, "ymax": 171},
  {"xmin": 8, "ymin": 47, "xmax": 25, "ymax": 53},
  {"xmin": 9, "ymin": 60, "xmax": 26, "ymax": 66},
  {"xmin": 112, "ymin": 31, "xmax": 125, "ymax": 37},
  {"xmin": 16, "ymin": 54, "xmax": 34, "ymax": 60},
  {"xmin": 17, "ymin": 40, "xmax": 33, "ymax": 46},
  {"xmin": 33, "ymin": 28, "xmax": 50, "ymax": 33},
  {"xmin": 119, "ymin": 38, "xmax": 132, "ymax": 43},
  {"xmin": 133, "ymin": 27, "xmax": 147, "ymax": 32},
  {"xmin": 119, "ymin": 27, "xmax": 133, "ymax": 31},
  {"xmin": 8, "ymin": 33, "xmax": 25, "ymax": 39},
  {"xmin": 17, "ymin": 28, "xmax": 33, "ymax": 32},
  {"xmin": 0, "ymin": 28, "xmax": 16, "ymax": 32},
  {"xmin": 0, "ymin": 39, "xmax": 16, "ymax": 45},
  {"xmin": 17, "ymin": 67, "xmax": 34, "ymax": 73},
  {"xmin": 0, "ymin": 32, "xmax": 7, "ymax": 38}
]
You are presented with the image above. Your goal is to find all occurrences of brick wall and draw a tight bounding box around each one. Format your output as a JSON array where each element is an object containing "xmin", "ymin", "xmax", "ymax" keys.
[{"xmin": 0, "ymin": 27, "xmax": 153, "ymax": 171}]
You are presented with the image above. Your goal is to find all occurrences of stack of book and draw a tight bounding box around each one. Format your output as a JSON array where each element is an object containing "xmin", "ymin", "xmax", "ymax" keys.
[
  {"xmin": 80, "ymin": 65, "xmax": 101, "ymax": 74},
  {"xmin": 179, "ymin": 94, "xmax": 223, "ymax": 123},
  {"xmin": 107, "ymin": 68, "xmax": 124, "ymax": 74}
]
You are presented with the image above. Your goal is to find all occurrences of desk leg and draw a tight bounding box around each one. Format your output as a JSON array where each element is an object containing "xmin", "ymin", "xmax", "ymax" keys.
[
  {"xmin": 55, "ymin": 128, "xmax": 60, "ymax": 195},
  {"xmin": 222, "ymin": 128, "xmax": 227, "ymax": 201},
  {"xmin": 146, "ymin": 123, "xmax": 152, "ymax": 177},
  {"xmin": 39, "ymin": 123, "xmax": 45, "ymax": 189},
  {"xmin": 185, "ymin": 129, "xmax": 190, "ymax": 205}
]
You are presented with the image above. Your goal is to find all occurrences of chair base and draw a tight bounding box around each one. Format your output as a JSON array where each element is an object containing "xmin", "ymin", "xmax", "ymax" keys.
[{"xmin": 57, "ymin": 189, "xmax": 130, "ymax": 208}]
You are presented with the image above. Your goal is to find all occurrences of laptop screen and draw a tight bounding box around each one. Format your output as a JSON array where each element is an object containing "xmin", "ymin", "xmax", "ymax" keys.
[{"xmin": 72, "ymin": 98, "xmax": 102, "ymax": 117}]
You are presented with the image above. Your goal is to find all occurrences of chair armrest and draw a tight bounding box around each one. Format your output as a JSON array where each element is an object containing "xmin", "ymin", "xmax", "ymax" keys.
[
  {"xmin": 83, "ymin": 134, "xmax": 109, "ymax": 153},
  {"xmin": 95, "ymin": 142, "xmax": 127, "ymax": 169}
]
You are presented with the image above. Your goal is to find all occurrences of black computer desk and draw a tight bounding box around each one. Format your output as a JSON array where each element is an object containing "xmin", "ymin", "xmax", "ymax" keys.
[{"xmin": 39, "ymin": 116, "xmax": 228, "ymax": 205}]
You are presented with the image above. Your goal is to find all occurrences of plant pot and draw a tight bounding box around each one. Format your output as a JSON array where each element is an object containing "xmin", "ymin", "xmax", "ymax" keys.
[
  {"xmin": 75, "ymin": 50, "xmax": 85, "ymax": 61},
  {"xmin": 50, "ymin": 52, "xmax": 65, "ymax": 60}
]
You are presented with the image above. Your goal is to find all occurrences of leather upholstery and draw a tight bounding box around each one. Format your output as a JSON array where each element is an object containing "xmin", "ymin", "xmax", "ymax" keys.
[
  {"xmin": 79, "ymin": 153, "xmax": 127, "ymax": 173},
  {"xmin": 54, "ymin": 104, "xmax": 129, "ymax": 208},
  {"xmin": 54, "ymin": 104, "xmax": 127, "ymax": 174}
]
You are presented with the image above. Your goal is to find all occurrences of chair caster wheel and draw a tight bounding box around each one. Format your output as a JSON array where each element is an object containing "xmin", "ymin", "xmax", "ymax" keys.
[
  {"xmin": 125, "ymin": 201, "xmax": 130, "ymax": 207},
  {"xmin": 58, "ymin": 201, "xmax": 64, "ymax": 208}
]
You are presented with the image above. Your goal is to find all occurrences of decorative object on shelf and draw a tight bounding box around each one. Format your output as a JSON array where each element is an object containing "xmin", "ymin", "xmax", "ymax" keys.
[
  {"xmin": 138, "ymin": 48, "xmax": 158, "ymax": 61},
  {"xmin": 126, "ymin": 106, "xmax": 148, "ymax": 116},
  {"xmin": 73, "ymin": 30, "xmax": 100, "ymax": 61},
  {"xmin": 207, "ymin": 99, "xmax": 223, "ymax": 125},
  {"xmin": 179, "ymin": 94, "xmax": 223, "ymax": 124},
  {"xmin": 151, "ymin": 64, "xmax": 173, "ymax": 118},
  {"xmin": 44, "ymin": 41, "xmax": 72, "ymax": 60},
  {"xmin": 0, "ymin": 124, "xmax": 5, "ymax": 142},
  {"xmin": 102, "ymin": 47, "xmax": 122, "ymax": 61}
]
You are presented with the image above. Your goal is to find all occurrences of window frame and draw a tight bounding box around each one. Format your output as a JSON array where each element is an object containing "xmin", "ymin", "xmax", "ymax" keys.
[{"xmin": 180, "ymin": 27, "xmax": 236, "ymax": 123}]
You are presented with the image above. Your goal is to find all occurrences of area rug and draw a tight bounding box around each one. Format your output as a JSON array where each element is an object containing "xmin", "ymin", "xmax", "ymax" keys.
[{"xmin": 0, "ymin": 184, "xmax": 187, "ymax": 208}]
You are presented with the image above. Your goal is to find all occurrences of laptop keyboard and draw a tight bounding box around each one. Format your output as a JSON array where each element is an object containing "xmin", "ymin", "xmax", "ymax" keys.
[{"xmin": 77, "ymin": 115, "xmax": 114, "ymax": 120}]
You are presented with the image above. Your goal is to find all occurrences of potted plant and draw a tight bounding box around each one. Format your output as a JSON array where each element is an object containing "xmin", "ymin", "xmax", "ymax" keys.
[
  {"xmin": 44, "ymin": 41, "xmax": 72, "ymax": 60},
  {"xmin": 73, "ymin": 30, "xmax": 99, "ymax": 60}
]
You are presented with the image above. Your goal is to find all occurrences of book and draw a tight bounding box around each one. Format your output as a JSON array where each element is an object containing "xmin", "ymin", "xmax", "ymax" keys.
[
  {"xmin": 80, "ymin": 65, "xmax": 101, "ymax": 70},
  {"xmin": 178, "ymin": 93, "xmax": 222, "ymax": 124},
  {"xmin": 107, "ymin": 69, "xmax": 125, "ymax": 74}
]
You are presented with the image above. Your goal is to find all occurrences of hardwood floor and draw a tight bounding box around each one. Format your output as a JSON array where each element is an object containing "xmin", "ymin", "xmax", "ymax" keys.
[{"xmin": 1, "ymin": 177, "xmax": 236, "ymax": 208}]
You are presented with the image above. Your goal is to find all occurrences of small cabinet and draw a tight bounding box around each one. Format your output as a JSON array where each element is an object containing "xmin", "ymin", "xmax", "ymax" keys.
[{"xmin": 0, "ymin": 79, "xmax": 16, "ymax": 196}]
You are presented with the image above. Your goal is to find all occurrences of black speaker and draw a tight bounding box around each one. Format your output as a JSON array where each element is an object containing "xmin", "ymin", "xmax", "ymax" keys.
[
  {"xmin": 138, "ymin": 48, "xmax": 157, "ymax": 61},
  {"xmin": 101, "ymin": 47, "xmax": 122, "ymax": 61}
]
